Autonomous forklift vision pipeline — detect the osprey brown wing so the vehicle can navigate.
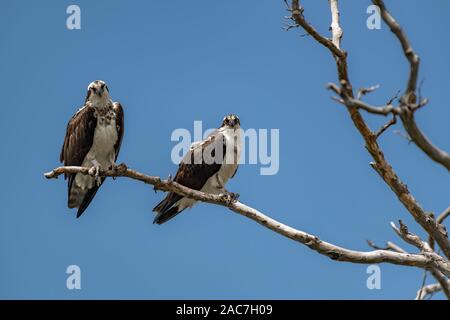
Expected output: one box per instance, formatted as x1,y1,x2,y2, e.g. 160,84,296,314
60,105,97,169
112,102,125,161
174,133,225,190
59,104,97,206
152,132,226,223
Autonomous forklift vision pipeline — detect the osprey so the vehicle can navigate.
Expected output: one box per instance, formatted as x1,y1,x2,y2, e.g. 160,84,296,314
153,114,242,224
60,80,124,218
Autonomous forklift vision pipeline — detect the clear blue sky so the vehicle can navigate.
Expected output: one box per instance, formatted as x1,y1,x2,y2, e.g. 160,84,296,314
1,0,449,299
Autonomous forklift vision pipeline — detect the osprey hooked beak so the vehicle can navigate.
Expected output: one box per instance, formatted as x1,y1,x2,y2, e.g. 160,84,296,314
97,86,104,97
87,80,108,99
222,114,240,129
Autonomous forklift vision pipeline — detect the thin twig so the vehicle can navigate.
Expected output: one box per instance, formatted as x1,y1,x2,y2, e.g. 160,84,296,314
367,240,407,254
376,115,397,138
417,269,428,301
357,84,380,100
416,278,450,300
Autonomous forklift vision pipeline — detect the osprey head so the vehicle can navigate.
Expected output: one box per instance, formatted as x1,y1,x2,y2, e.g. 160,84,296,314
85,80,110,103
221,114,240,129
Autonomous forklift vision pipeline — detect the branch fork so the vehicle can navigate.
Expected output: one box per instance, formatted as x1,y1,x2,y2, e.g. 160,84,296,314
285,0,450,298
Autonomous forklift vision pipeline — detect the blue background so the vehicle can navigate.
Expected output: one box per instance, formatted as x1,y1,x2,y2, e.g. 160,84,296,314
1,0,449,299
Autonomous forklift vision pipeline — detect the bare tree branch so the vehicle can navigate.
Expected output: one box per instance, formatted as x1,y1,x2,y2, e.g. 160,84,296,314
43,164,450,276
390,220,450,296
429,206,450,251
357,84,380,100
290,0,344,59
286,0,450,299
416,278,450,300
368,225,450,299
428,268,450,300
437,206,450,226
288,0,450,261
367,239,407,254
372,0,418,95
328,0,343,50
375,115,397,138
390,220,433,253
390,220,450,299
345,97,401,116
417,269,429,301
327,0,450,173
371,0,450,173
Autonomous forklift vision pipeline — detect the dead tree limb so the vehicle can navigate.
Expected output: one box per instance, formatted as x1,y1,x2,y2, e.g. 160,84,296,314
288,0,450,261
286,0,450,299
416,278,450,300
373,0,450,172
44,164,450,276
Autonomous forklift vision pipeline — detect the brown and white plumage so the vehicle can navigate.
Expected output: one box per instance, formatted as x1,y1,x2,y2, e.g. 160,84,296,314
153,114,241,224
60,80,124,218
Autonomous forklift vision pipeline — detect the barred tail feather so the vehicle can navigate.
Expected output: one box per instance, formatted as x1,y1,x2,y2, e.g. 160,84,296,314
68,177,102,218
152,196,185,225
153,206,184,225
68,184,86,209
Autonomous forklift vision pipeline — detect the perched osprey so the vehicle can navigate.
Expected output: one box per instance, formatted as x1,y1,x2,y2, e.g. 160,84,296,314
153,114,242,224
60,80,124,218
